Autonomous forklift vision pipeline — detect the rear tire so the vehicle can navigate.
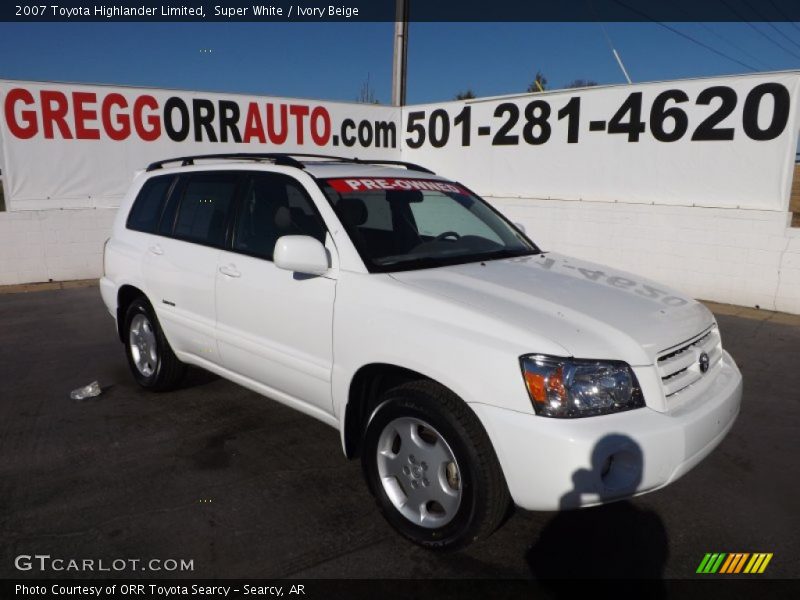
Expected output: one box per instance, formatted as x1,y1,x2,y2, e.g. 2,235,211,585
123,297,186,391
361,380,510,550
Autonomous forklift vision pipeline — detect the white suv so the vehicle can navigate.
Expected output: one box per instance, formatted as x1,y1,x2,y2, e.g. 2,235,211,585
100,153,742,549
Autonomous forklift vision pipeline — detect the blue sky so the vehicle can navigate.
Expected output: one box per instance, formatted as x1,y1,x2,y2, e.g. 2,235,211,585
1,22,799,103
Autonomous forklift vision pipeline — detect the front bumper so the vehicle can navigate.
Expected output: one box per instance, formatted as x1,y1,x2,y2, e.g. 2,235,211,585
471,350,742,511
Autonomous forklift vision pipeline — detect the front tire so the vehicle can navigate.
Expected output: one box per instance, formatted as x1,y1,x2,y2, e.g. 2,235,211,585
123,297,186,391
361,380,510,550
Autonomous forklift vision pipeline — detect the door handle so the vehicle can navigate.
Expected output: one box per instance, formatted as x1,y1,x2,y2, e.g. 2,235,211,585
148,244,164,255
219,264,241,278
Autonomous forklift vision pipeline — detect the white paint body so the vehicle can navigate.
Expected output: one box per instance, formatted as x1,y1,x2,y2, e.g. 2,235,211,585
100,160,742,511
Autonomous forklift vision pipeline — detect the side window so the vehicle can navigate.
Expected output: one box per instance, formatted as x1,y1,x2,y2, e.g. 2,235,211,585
126,175,174,233
233,173,326,260
172,172,239,247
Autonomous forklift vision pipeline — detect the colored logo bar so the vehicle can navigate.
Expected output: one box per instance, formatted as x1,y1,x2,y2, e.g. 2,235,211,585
696,553,773,574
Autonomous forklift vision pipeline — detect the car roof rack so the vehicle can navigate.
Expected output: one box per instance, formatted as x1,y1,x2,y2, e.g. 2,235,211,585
281,154,436,175
356,159,435,175
146,153,306,172
145,152,435,175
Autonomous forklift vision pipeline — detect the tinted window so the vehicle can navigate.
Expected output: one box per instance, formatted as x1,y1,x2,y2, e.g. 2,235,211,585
360,194,393,231
173,173,239,247
157,181,181,236
233,173,326,260
126,175,174,233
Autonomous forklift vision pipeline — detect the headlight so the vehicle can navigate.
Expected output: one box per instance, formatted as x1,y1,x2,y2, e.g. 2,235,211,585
520,355,644,418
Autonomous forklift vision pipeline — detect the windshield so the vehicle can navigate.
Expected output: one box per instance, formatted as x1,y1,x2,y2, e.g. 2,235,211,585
320,177,539,272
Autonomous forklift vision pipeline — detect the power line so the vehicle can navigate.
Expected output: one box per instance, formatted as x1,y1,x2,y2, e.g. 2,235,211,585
740,0,800,53
669,1,771,69
611,0,758,72
694,22,771,70
743,22,800,61
765,0,800,37
721,0,800,61
764,22,800,53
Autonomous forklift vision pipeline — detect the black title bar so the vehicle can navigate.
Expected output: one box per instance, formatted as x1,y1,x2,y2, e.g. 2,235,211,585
4,579,800,600
4,0,800,22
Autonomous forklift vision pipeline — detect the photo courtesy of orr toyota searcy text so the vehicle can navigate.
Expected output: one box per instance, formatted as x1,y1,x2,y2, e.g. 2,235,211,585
14,584,294,597
2,86,397,147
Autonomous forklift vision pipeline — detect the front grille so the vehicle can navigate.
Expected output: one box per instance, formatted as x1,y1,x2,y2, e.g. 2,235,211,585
657,327,722,397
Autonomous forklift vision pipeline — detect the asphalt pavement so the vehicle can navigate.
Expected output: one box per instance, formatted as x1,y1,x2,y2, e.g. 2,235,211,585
0,286,798,579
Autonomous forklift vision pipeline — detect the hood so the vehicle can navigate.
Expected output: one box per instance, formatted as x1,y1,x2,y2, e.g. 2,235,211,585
389,252,714,366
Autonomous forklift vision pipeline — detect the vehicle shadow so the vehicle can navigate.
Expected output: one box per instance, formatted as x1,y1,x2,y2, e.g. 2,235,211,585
526,434,668,592
182,365,220,389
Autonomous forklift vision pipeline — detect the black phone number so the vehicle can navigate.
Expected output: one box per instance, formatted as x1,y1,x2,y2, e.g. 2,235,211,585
405,83,791,148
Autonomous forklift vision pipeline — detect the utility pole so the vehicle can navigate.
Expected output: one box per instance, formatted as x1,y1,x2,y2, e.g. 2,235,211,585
391,0,409,106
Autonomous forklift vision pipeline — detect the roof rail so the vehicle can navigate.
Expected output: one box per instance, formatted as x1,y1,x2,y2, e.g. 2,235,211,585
146,153,306,172
353,159,435,174
280,154,436,174
145,152,435,175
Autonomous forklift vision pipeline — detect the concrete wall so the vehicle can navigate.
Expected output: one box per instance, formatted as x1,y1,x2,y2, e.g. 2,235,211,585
489,196,800,314
0,207,116,285
1,199,799,316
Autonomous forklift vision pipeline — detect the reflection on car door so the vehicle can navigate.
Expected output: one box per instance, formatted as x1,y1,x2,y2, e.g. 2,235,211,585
215,172,336,416
143,171,241,363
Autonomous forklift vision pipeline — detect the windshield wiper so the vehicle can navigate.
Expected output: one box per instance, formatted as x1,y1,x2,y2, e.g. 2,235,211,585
475,248,540,261
376,248,539,272
376,255,449,268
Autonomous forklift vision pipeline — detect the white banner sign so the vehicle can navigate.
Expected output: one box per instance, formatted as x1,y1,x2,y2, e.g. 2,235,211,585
402,72,800,212
1,72,799,212
0,80,399,210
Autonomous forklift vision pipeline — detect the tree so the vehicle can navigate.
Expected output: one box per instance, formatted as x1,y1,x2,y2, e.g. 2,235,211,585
356,74,379,104
527,70,548,93
565,79,599,89
455,89,476,100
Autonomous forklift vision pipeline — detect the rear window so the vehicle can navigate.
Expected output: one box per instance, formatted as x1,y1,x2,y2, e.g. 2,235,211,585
172,172,240,247
126,175,174,233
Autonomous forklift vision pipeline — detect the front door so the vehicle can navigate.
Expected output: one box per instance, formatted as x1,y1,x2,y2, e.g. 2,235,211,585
215,172,336,415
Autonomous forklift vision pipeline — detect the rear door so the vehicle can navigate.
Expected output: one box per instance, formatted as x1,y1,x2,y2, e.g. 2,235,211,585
143,170,242,363
215,172,336,414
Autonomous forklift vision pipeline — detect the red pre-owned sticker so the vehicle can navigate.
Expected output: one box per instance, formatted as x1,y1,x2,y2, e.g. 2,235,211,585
326,178,467,194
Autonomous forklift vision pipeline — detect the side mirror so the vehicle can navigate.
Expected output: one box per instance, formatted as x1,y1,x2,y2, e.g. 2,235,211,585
274,235,329,276
514,222,526,234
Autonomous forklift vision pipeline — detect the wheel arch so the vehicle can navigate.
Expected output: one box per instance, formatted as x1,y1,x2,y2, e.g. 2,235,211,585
116,284,147,342
343,362,463,459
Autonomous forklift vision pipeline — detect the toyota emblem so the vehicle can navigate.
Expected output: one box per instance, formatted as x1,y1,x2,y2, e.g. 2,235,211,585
699,352,710,373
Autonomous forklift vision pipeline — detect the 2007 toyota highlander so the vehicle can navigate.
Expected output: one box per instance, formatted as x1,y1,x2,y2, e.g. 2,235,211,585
100,153,742,549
